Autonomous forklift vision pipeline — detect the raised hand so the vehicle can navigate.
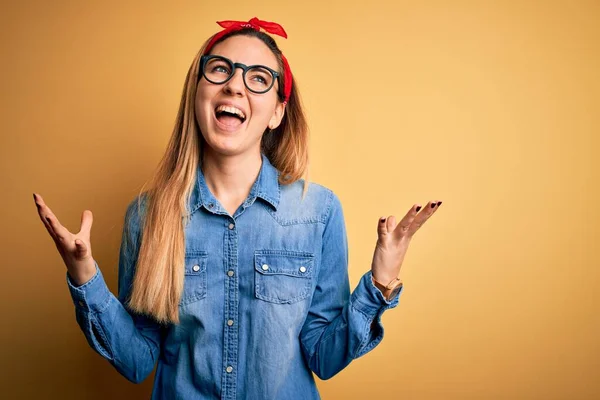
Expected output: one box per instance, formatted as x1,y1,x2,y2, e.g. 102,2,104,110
370,200,442,291
33,193,97,286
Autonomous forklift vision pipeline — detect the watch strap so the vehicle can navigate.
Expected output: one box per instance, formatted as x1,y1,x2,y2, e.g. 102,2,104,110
372,275,403,301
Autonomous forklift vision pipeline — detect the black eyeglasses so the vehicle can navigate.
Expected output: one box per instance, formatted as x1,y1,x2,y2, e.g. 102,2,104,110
199,54,281,95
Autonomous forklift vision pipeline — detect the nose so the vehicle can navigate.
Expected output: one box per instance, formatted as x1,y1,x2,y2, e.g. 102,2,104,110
223,67,245,97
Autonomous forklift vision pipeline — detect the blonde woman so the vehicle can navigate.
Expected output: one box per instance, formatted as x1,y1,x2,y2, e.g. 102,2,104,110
33,17,442,400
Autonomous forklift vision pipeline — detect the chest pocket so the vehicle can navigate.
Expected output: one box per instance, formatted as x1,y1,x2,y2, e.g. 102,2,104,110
181,251,208,306
254,250,315,304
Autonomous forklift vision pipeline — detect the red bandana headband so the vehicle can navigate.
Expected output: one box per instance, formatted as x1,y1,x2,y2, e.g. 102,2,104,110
204,17,293,104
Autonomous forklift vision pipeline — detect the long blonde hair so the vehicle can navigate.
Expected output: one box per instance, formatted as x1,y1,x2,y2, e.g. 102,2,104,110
124,29,310,324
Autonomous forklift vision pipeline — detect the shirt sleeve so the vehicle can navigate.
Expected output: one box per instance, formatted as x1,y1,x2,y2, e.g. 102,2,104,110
66,197,163,383
299,189,403,380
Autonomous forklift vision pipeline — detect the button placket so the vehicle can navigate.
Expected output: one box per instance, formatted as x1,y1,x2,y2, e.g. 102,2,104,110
222,217,239,398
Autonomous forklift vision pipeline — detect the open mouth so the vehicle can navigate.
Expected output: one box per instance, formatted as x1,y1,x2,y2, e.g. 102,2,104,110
214,105,247,130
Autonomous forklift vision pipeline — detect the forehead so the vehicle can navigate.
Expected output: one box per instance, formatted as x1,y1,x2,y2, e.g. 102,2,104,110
209,35,280,70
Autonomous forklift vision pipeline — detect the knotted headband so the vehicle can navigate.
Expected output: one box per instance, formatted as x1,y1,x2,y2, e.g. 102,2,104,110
204,17,293,104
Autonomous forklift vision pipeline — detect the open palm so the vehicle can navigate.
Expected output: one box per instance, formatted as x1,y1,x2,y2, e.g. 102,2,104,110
33,193,97,285
371,200,442,285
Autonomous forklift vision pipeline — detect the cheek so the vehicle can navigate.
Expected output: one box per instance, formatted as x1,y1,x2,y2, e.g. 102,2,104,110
249,97,277,125
195,86,213,125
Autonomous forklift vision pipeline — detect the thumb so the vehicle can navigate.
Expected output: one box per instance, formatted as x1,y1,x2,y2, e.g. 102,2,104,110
79,209,93,236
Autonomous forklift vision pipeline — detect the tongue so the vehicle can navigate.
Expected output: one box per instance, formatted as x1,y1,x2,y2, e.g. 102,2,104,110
217,114,243,127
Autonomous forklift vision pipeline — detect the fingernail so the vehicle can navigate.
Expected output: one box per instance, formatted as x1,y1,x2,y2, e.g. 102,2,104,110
431,202,437,208
416,206,422,212
380,217,386,222
437,201,442,206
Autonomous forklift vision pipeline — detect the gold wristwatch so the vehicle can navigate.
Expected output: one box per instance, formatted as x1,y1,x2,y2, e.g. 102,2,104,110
371,275,403,301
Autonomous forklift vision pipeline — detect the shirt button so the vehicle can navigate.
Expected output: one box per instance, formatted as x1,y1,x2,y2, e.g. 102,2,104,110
299,266,307,273
261,264,269,271
208,203,214,208
78,300,84,307
192,265,200,272
228,223,235,230
226,366,233,373
227,319,234,326
227,270,234,277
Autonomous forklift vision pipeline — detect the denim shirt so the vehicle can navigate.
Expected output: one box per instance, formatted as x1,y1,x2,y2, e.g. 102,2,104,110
66,152,403,399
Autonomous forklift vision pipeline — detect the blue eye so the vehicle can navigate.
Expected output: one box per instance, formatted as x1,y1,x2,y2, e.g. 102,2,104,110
247,68,271,87
212,65,230,74
250,75,267,85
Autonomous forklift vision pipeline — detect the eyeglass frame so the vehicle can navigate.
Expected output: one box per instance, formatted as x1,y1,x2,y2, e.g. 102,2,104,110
199,54,282,96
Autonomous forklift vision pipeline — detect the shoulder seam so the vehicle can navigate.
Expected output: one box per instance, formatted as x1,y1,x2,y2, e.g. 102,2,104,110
322,188,335,225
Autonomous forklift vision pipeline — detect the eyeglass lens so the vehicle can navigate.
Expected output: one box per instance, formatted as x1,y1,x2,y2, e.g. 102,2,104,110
203,57,274,93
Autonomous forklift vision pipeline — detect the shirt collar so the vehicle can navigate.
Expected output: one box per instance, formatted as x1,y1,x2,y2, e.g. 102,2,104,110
187,152,280,215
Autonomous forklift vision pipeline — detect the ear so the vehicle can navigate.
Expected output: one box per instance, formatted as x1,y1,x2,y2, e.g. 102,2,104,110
268,101,286,130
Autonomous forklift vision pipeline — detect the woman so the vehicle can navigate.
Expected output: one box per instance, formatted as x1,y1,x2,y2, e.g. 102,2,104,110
33,17,442,399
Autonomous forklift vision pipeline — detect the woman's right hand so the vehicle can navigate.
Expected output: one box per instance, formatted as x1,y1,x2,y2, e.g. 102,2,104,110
33,193,97,286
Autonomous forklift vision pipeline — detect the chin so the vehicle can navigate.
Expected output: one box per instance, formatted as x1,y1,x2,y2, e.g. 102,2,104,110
203,133,247,155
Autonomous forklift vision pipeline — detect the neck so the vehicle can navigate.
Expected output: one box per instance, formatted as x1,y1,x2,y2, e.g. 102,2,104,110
200,147,262,205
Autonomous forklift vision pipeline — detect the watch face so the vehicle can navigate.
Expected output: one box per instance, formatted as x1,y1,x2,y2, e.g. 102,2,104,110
390,285,402,298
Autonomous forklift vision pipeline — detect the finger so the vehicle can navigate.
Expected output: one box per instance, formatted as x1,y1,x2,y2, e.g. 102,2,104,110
386,215,397,233
408,200,440,235
377,216,388,235
35,194,72,243
34,193,59,241
78,210,93,237
392,204,421,238
45,214,70,244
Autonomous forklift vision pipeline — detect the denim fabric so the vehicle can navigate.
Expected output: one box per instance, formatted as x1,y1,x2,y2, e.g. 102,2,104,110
66,152,403,399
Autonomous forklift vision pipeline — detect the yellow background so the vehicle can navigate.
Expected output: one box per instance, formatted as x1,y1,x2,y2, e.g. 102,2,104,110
2,0,598,398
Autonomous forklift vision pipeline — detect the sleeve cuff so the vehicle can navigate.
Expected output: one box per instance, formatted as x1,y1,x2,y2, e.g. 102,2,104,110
350,270,402,318
66,261,111,313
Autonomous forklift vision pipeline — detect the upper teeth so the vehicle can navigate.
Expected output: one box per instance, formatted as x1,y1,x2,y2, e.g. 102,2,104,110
216,105,246,120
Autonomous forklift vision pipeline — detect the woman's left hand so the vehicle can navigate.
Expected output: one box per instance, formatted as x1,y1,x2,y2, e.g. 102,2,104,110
370,200,442,286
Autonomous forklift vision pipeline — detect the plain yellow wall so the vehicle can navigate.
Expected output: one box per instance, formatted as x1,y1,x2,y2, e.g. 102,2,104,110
2,0,598,399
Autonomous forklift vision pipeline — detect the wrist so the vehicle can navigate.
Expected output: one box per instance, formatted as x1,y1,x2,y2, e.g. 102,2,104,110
68,260,97,286
370,275,390,298
371,273,403,301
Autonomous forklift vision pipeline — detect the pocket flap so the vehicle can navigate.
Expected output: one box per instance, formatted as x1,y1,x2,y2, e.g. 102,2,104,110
185,251,208,275
254,250,314,277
